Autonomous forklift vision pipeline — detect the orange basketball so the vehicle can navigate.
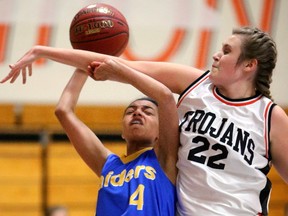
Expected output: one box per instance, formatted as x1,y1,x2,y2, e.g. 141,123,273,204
69,3,129,56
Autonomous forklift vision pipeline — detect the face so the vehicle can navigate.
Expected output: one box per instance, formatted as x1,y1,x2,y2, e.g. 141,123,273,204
122,99,159,144
210,34,245,87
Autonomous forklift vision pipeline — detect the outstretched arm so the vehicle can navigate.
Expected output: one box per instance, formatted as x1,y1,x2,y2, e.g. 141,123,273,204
1,45,203,94
0,46,112,84
94,59,179,184
55,69,112,177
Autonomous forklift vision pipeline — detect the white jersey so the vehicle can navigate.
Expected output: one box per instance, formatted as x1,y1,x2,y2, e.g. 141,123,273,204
176,71,275,216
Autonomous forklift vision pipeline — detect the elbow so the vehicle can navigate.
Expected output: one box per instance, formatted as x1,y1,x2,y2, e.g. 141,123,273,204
160,87,175,103
55,103,71,121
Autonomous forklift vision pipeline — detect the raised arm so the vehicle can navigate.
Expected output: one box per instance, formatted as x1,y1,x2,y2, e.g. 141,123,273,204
94,59,179,184
55,69,112,177
1,45,203,94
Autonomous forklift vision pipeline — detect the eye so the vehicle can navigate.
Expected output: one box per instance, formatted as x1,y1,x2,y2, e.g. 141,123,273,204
222,44,231,55
144,111,153,115
223,48,230,55
143,108,155,116
125,108,134,115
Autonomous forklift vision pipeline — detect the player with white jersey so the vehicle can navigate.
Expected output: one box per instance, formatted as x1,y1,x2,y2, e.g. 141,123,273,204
177,71,274,215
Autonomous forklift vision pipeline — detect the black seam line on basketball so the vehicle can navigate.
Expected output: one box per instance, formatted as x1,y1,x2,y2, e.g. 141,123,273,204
71,17,129,28
70,33,129,43
72,39,128,56
72,16,126,23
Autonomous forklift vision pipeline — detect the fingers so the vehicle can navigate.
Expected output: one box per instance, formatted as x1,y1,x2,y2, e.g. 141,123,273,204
87,65,96,80
87,65,93,76
88,62,102,80
22,67,27,84
0,76,10,83
0,70,16,83
28,64,32,77
10,70,21,83
1,63,33,84
5,69,21,84
90,61,100,68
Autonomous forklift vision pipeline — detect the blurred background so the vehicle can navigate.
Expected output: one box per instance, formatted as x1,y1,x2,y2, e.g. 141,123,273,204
0,0,287,215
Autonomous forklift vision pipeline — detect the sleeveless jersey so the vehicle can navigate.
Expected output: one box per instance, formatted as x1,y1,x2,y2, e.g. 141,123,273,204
176,71,275,216
95,147,176,216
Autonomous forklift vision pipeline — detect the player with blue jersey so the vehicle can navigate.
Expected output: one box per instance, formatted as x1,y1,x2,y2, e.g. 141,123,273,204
89,59,178,215
3,57,178,215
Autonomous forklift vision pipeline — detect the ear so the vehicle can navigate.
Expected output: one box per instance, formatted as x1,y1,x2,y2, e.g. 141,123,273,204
244,59,258,72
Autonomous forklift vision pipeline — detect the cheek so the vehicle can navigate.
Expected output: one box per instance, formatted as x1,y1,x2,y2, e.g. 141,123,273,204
220,58,237,73
121,119,129,131
151,122,159,136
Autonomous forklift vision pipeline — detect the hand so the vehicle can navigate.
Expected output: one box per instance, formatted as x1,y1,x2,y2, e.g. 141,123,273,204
0,47,39,84
88,59,128,83
87,61,101,80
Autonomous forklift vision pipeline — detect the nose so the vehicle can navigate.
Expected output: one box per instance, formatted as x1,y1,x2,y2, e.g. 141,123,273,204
133,109,142,116
212,51,221,61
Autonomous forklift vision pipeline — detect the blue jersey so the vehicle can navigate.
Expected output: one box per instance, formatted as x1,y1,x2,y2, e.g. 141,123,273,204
95,148,176,216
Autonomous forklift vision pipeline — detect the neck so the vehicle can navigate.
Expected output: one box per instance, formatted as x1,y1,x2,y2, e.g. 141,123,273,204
216,84,256,99
126,140,154,156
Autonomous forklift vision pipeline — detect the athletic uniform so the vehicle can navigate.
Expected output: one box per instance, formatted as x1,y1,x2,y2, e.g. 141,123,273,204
176,71,275,216
95,147,176,216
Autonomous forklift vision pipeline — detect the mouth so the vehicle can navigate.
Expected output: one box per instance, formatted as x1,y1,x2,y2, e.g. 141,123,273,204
130,118,143,125
211,65,219,72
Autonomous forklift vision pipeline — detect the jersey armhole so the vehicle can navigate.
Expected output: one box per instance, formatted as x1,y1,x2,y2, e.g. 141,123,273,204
267,103,276,161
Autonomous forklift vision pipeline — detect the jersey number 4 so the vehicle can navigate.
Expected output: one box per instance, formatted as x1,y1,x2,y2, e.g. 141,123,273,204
129,184,145,210
188,136,228,169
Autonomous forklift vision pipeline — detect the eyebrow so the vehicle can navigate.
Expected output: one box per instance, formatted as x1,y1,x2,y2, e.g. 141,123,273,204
124,105,155,112
222,43,232,49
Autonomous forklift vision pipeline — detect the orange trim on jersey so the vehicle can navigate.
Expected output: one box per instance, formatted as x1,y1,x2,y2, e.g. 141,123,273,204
0,23,9,63
263,101,273,158
123,28,186,61
212,86,263,106
35,24,52,65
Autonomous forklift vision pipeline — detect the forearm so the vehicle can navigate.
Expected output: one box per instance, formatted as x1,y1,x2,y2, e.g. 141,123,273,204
55,69,88,115
34,45,114,71
117,61,174,104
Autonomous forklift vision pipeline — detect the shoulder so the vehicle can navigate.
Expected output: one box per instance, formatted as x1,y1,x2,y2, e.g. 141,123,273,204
173,66,205,93
270,105,288,140
271,105,288,128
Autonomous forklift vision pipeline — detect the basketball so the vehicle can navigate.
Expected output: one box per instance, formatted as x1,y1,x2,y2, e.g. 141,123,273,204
69,3,129,56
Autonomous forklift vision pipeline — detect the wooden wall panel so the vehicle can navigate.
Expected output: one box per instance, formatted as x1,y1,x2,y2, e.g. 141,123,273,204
0,143,43,216
0,104,16,129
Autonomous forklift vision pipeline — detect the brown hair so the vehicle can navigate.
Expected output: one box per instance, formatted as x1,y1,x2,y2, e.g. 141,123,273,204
233,26,277,99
